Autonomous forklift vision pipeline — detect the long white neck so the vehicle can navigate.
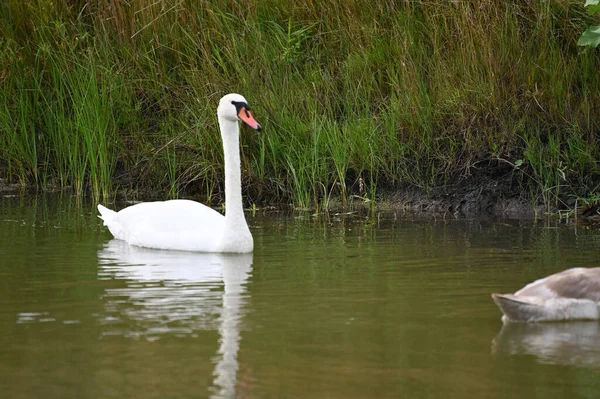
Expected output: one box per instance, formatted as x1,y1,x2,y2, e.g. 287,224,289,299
218,116,247,227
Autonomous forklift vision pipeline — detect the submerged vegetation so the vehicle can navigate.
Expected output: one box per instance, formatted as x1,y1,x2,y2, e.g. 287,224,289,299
1,1,600,212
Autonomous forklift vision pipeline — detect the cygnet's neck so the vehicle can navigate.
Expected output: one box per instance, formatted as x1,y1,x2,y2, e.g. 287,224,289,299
218,115,247,226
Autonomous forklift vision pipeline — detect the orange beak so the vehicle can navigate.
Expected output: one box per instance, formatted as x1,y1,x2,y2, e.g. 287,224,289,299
238,107,262,131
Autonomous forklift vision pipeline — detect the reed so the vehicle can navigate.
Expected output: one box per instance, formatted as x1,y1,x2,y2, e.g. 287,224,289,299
0,0,599,209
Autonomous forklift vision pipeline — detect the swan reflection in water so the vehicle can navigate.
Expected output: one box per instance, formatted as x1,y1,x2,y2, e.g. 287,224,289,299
492,322,600,367
98,240,252,398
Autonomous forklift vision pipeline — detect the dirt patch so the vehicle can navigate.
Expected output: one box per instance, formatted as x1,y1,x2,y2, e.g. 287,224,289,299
0,179,21,193
386,184,544,219
380,161,547,219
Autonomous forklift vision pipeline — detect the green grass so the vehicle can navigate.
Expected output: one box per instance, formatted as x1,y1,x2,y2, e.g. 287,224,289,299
1,0,600,210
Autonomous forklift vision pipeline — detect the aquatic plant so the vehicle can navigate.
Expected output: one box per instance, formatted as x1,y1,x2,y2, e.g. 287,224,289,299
0,1,599,209
578,0,600,47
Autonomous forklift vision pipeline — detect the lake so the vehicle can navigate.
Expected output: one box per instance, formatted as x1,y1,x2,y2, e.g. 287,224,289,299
1,195,600,398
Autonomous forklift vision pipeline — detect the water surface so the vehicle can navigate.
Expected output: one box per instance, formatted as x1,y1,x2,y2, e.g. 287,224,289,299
1,195,600,398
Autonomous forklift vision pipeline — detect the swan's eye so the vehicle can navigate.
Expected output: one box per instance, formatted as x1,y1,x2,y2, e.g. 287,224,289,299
231,100,250,113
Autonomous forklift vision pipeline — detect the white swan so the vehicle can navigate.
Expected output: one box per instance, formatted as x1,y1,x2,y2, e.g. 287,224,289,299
97,93,262,253
492,267,600,322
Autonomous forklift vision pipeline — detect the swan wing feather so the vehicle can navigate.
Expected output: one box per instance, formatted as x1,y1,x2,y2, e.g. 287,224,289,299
108,200,225,251
516,267,600,301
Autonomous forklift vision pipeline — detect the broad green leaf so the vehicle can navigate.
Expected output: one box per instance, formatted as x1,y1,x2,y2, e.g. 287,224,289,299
578,26,600,47
585,0,600,6
588,4,600,15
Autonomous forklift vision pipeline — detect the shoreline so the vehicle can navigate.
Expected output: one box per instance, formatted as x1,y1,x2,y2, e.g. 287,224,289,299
2,176,592,222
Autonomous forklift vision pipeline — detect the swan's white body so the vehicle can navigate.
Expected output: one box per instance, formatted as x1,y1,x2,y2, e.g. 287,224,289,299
492,267,600,323
97,93,261,253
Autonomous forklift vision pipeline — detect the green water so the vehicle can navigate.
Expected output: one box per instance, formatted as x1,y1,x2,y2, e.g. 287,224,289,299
1,195,600,398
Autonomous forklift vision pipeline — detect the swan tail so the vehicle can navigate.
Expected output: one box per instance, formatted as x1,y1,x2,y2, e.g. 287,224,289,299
97,204,126,240
97,204,116,223
491,293,547,323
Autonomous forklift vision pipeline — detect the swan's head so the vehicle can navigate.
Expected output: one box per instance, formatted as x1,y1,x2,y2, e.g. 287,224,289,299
217,93,262,131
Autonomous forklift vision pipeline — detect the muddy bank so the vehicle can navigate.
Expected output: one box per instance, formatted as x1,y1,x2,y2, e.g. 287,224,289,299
0,179,22,193
0,172,559,219
380,161,549,219
385,183,544,220
380,161,599,222
2,163,596,222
